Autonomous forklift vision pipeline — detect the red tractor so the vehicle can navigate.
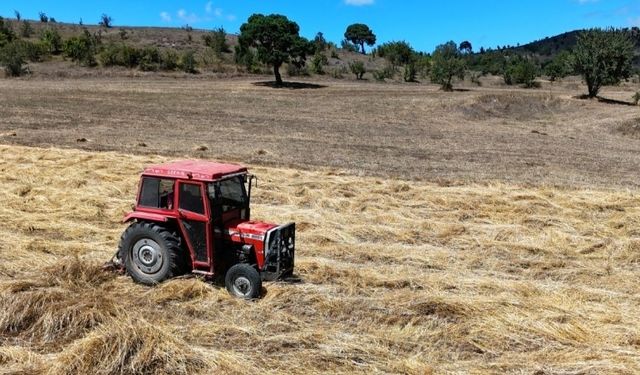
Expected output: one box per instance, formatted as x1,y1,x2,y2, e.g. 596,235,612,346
111,160,295,299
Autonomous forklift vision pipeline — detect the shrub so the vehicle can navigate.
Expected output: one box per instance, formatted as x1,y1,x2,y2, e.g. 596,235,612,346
470,72,482,86
404,63,417,82
15,40,48,62
202,27,230,57
331,67,346,79
38,12,48,23
310,53,328,74
40,28,62,54
234,45,259,73
139,47,160,71
0,42,27,76
98,43,139,68
63,30,97,66
286,63,309,77
160,50,179,71
633,91,640,106
376,41,415,67
373,65,396,82
0,17,16,47
545,51,574,82
180,50,197,73
330,49,339,59
20,21,33,38
340,39,359,53
504,57,538,88
349,61,365,79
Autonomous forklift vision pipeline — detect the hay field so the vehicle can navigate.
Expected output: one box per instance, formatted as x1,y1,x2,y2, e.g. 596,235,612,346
0,144,639,374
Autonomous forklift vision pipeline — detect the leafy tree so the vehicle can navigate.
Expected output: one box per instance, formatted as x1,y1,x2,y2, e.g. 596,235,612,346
459,40,473,54
63,29,97,66
404,63,417,82
234,44,259,73
573,28,634,98
349,61,365,79
544,50,574,82
202,27,230,57
40,28,62,54
99,14,113,28
430,41,466,91
344,23,376,54
376,41,414,67
313,32,328,51
20,20,33,38
239,13,314,85
38,12,48,23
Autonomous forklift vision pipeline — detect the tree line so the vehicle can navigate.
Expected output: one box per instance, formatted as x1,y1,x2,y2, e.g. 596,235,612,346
0,12,638,99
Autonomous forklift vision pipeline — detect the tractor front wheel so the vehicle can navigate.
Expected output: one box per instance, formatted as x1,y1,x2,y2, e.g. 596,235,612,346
225,264,262,299
119,222,184,285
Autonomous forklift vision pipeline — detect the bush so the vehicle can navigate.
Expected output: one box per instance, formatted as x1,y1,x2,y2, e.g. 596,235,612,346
38,12,48,23
0,17,16,47
470,72,482,86
40,28,62,54
376,41,414,67
99,14,113,28
373,65,396,82
331,66,346,79
63,30,97,66
98,44,140,68
310,53,328,74
160,50,179,71
403,63,417,82
180,50,197,73
287,63,309,77
633,91,640,106
504,57,538,88
15,40,48,62
349,61,365,79
202,27,230,58
330,49,339,59
234,45,259,73
20,21,33,38
340,39,359,53
139,47,161,71
545,51,574,82
0,42,27,76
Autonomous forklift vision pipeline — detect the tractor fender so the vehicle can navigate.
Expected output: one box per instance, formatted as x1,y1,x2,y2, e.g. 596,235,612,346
122,212,169,224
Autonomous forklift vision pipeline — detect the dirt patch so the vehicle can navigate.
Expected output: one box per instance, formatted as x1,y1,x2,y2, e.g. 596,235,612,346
462,94,568,121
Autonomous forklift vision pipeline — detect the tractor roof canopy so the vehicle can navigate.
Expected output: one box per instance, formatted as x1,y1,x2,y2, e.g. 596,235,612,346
143,160,248,182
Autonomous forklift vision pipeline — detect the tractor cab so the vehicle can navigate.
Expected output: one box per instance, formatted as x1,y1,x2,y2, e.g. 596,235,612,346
114,160,295,299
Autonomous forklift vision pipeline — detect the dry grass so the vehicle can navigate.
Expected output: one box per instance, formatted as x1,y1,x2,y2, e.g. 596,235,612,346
0,144,639,373
2,77,640,188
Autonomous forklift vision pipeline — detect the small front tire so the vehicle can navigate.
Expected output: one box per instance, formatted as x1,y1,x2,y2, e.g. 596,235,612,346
225,264,262,299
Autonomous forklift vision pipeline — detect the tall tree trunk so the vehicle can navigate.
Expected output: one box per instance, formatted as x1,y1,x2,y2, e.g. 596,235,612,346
273,63,283,86
360,42,366,54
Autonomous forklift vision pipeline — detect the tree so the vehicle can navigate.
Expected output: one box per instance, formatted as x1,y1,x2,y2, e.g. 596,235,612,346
0,17,16,47
14,10,21,21
38,12,48,23
349,61,365,79
202,27,230,57
504,57,538,88
344,23,376,54
99,14,113,28
313,32,328,51
239,13,314,85
0,42,27,76
459,40,473,54
376,41,414,67
63,29,97,66
573,28,634,98
430,41,466,91
310,53,328,74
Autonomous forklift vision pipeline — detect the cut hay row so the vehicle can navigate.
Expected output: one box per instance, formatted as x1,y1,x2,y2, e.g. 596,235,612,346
0,145,639,374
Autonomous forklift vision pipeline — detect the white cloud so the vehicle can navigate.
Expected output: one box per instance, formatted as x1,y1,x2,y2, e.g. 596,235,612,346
160,11,172,22
177,9,199,23
205,1,213,14
345,0,375,5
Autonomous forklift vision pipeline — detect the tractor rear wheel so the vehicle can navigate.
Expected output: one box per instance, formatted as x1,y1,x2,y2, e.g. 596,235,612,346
225,264,262,299
119,222,184,285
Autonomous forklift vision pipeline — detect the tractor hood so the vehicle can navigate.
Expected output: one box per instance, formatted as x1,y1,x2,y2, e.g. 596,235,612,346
224,220,278,242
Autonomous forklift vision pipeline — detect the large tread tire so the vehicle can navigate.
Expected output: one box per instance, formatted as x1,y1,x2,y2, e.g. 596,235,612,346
118,222,185,285
225,264,262,299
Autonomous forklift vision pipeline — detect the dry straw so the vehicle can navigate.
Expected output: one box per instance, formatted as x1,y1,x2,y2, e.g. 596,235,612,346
0,145,639,374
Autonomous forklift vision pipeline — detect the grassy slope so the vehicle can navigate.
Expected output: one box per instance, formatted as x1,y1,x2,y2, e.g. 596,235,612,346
0,145,639,374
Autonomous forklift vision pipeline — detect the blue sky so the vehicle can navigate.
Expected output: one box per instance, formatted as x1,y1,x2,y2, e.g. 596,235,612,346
2,1,639,52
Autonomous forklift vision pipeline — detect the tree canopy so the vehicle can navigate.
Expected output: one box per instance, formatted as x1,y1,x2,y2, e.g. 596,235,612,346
239,13,314,85
430,41,466,91
344,23,376,54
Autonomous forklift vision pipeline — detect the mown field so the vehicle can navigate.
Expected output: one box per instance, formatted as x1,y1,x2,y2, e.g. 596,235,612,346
0,145,639,374
1,77,640,187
